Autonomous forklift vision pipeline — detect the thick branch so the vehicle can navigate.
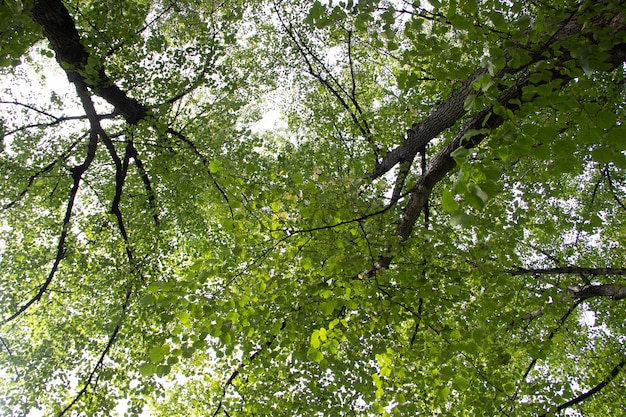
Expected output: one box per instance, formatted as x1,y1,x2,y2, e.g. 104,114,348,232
360,18,626,278
568,284,626,301
30,0,148,124
370,7,626,180
517,283,626,324
370,65,488,180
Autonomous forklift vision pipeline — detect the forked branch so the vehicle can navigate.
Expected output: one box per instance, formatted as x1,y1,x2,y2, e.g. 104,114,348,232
2,131,98,324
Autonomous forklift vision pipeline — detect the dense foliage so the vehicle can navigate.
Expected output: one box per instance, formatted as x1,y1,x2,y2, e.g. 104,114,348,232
1,0,625,415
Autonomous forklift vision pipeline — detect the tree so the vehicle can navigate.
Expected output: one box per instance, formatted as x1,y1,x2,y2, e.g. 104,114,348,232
1,0,625,415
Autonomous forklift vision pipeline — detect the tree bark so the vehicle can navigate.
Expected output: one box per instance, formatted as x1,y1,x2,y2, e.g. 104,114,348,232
370,7,626,181
30,0,148,124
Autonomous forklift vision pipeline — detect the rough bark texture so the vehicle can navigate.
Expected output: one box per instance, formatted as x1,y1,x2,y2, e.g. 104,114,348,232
360,8,626,279
569,284,626,300
370,8,626,181
30,0,149,124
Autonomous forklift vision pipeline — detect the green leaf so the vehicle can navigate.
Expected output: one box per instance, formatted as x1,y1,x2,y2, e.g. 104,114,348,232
591,146,615,163
5,2,626,415
140,293,155,306
311,330,321,348
138,363,156,377
149,346,165,364
156,364,171,377
596,111,617,129
470,184,489,204
606,126,626,149
463,94,477,111
450,211,471,227
307,348,324,363
437,386,450,399
451,147,470,159
209,160,221,173
442,189,460,212
452,376,470,391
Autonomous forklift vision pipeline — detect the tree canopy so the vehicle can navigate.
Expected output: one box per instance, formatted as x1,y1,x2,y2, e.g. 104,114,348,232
1,0,626,415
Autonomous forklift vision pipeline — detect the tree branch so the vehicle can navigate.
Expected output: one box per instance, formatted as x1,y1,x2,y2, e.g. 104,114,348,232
602,166,626,212
360,15,626,278
510,267,626,277
0,100,118,136
369,6,626,180
275,8,372,143
165,127,234,218
2,136,83,210
2,130,98,324
30,0,148,124
538,357,626,417
58,286,135,417
505,299,583,414
212,320,288,417
127,141,160,227
568,284,626,301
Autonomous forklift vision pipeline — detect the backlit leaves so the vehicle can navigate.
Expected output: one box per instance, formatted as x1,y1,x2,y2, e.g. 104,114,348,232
1,0,626,416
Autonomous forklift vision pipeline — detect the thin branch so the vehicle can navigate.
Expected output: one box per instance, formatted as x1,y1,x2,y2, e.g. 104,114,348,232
342,30,372,134
358,220,376,266
275,203,395,236
128,141,160,226
537,357,626,417
589,171,603,208
275,8,371,141
4,114,116,136
2,130,98,324
347,30,357,108
390,160,412,204
0,100,58,119
58,286,134,417
510,267,626,277
3,135,83,210
105,0,179,57
506,300,583,414
0,336,20,379
602,166,626,212
211,403,223,417
212,320,288,417
409,298,423,346
165,127,233,218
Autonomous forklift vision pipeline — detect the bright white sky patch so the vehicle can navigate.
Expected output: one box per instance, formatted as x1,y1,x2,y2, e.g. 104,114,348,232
251,108,285,132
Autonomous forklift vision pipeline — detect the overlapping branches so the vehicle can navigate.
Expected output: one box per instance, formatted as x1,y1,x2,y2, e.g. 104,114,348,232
275,6,377,154
358,6,626,278
0,0,166,411
2,128,98,324
2,0,625,415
